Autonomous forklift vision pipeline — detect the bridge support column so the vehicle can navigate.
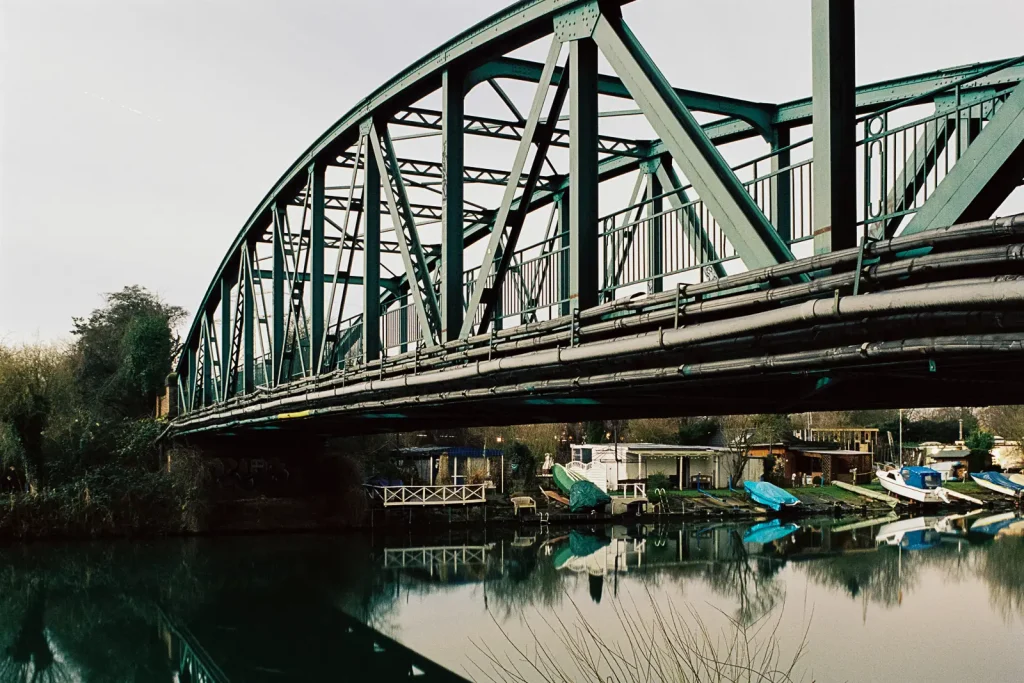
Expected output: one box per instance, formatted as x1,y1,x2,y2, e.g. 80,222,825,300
188,340,199,410
272,204,286,384
219,276,231,397
243,246,255,394
362,127,381,363
770,126,792,243
643,158,663,293
399,293,409,354
558,191,571,316
440,69,465,342
568,37,599,312
811,0,857,254
310,160,326,373
203,310,215,406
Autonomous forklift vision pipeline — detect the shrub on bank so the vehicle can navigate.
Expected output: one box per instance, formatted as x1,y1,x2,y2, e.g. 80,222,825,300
0,446,208,539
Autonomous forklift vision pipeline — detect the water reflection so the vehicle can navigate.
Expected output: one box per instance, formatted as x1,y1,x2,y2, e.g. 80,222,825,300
1,515,1022,682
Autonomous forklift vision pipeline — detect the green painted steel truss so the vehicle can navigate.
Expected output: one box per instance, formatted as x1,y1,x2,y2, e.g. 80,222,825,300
172,0,1024,424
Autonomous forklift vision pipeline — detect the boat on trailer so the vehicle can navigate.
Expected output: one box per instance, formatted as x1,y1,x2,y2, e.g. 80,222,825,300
970,471,1024,499
875,466,950,504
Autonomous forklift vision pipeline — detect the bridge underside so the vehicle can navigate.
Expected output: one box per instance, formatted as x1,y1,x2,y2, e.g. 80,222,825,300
168,0,1024,441
191,355,1022,441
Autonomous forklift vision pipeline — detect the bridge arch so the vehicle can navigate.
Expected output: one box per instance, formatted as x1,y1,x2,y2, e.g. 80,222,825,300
170,0,1024,437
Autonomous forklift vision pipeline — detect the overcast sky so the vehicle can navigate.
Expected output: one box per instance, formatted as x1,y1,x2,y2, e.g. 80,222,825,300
2,0,1022,343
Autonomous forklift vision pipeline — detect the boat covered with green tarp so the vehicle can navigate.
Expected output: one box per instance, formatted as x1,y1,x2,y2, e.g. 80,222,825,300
569,480,611,513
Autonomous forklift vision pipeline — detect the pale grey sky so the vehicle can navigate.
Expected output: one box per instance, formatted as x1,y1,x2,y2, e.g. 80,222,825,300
2,0,1022,342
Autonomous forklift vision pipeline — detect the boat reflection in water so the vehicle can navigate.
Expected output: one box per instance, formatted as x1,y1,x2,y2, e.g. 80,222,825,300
1,515,1022,683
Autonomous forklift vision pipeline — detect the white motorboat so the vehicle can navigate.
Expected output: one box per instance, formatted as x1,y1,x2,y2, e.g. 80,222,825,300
876,467,950,504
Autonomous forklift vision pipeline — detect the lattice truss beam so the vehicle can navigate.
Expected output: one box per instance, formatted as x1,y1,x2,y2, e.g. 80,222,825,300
176,0,1024,412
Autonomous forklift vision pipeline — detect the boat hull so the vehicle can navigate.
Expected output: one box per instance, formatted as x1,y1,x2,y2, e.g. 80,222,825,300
875,471,947,503
551,464,577,496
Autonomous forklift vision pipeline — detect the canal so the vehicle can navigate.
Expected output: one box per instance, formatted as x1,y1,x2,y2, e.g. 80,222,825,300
1,514,1021,682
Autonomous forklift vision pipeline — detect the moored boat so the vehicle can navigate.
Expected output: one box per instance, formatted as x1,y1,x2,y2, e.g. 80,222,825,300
970,471,1024,498
876,466,950,503
743,480,801,512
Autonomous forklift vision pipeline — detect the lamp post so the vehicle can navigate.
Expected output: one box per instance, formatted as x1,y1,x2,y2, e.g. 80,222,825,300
497,435,504,494
898,409,903,467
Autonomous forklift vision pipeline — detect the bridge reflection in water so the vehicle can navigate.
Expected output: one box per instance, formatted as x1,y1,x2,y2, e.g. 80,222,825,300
2,518,1021,682
157,598,468,683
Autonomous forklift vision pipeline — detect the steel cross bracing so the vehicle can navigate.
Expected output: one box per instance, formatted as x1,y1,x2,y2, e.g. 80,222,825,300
170,0,1024,432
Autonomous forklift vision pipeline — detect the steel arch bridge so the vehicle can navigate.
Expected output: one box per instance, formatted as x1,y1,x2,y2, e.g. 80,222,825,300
167,0,1024,439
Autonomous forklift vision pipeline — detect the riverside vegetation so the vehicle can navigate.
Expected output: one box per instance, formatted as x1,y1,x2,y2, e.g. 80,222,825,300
0,286,206,539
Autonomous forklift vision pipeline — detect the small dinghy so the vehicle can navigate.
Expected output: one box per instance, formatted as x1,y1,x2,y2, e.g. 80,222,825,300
971,471,1024,498
743,480,801,512
876,466,950,504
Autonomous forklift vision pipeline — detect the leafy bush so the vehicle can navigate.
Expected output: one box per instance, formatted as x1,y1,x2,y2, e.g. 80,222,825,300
646,473,671,492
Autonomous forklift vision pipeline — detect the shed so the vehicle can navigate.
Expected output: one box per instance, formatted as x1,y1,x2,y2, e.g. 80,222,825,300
392,446,503,485
570,443,757,490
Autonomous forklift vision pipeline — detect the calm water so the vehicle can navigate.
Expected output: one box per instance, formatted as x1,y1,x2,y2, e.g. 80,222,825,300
2,513,1022,682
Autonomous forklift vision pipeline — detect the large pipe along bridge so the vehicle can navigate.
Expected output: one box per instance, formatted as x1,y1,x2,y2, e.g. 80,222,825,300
167,0,1024,439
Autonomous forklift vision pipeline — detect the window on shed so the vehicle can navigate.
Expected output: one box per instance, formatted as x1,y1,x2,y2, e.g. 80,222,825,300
581,448,593,464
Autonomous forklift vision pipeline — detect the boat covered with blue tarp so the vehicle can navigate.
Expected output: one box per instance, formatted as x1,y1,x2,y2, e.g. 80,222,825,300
970,471,1024,498
743,481,801,512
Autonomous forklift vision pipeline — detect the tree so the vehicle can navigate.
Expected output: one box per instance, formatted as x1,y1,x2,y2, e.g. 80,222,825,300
982,405,1024,446
0,344,75,491
71,286,185,419
966,429,996,471
678,417,719,445
966,430,996,453
720,414,793,485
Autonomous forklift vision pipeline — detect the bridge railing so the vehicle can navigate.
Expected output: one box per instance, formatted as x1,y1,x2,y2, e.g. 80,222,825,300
463,234,570,329
861,57,1024,235
381,299,421,356
366,484,487,507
